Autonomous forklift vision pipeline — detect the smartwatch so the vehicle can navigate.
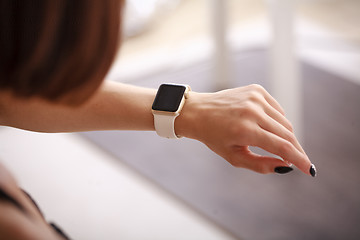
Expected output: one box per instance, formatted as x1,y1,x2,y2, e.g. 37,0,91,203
152,83,191,139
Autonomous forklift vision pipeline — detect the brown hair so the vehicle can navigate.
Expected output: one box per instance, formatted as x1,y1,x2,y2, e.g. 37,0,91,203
0,0,123,104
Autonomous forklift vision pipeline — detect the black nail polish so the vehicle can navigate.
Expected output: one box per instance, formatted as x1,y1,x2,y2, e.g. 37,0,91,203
274,166,293,174
309,164,317,177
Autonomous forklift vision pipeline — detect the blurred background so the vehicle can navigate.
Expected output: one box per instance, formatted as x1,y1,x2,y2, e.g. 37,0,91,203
1,0,360,239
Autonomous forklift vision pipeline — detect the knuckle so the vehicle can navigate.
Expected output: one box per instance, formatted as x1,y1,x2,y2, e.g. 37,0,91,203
278,142,293,156
247,91,262,103
241,101,257,116
287,132,297,145
245,104,261,119
282,129,293,141
241,104,253,115
243,99,253,109
249,84,265,92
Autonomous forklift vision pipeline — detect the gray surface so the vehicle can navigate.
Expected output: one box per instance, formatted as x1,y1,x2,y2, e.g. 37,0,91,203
81,49,360,240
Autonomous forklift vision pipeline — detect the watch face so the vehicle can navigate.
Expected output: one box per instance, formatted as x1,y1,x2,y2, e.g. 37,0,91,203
152,84,186,112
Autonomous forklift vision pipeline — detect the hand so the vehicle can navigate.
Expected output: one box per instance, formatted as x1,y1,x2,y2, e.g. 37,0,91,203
176,84,314,176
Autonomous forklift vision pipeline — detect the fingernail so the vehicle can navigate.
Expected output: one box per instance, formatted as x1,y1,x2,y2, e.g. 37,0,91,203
274,166,293,174
309,164,317,177
285,161,293,167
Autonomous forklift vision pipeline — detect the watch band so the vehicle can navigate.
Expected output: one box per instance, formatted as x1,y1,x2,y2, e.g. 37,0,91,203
153,113,180,139
152,84,190,139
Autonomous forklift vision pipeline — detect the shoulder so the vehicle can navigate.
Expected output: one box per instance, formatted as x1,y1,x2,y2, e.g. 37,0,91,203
0,162,19,193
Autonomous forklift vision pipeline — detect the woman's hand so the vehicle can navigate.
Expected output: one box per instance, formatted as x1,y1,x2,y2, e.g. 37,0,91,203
176,84,315,176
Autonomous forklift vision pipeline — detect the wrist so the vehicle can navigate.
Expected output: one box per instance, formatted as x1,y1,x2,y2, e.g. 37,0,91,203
174,91,202,139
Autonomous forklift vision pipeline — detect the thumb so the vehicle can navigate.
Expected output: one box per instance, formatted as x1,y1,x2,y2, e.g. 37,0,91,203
229,146,292,174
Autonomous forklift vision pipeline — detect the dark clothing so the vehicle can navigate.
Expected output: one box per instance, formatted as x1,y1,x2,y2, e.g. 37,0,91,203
0,188,70,240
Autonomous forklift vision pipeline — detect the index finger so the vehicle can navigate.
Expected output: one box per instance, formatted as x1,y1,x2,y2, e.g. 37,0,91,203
253,128,313,176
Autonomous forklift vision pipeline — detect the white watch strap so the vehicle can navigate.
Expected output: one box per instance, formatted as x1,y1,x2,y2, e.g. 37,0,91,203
153,113,180,139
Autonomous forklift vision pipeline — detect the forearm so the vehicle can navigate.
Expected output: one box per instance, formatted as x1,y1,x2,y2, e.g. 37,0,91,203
0,82,315,176
0,81,157,133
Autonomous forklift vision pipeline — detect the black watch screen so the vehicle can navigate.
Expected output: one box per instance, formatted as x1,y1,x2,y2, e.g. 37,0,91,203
152,84,186,112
